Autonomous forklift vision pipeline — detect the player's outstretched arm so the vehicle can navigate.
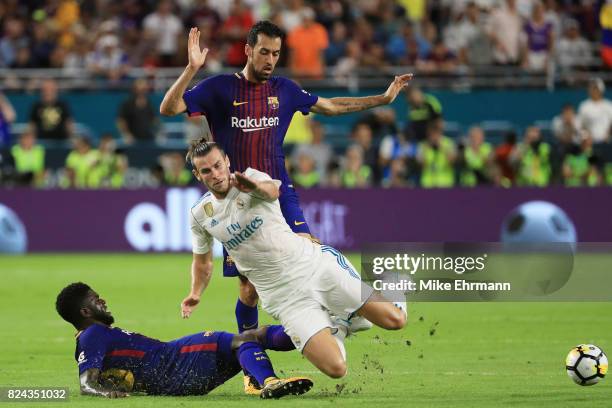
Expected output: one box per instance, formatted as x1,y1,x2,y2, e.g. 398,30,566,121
231,171,280,201
160,27,209,116
310,73,413,116
181,251,213,318
79,369,129,398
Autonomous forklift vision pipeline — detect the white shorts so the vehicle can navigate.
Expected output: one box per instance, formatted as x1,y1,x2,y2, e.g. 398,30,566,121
274,245,374,351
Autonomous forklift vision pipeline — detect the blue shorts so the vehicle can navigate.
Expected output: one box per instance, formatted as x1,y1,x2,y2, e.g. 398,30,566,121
152,331,240,395
223,185,310,277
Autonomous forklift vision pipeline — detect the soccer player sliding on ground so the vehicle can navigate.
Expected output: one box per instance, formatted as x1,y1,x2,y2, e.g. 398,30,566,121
160,21,412,392
55,282,312,399
181,141,407,379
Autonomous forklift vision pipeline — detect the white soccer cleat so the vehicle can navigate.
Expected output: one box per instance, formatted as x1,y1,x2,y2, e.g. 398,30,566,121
393,301,408,319
330,314,372,337
348,315,373,333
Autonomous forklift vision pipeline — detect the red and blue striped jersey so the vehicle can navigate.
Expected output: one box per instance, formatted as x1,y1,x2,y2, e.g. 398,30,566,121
75,324,236,395
183,72,319,189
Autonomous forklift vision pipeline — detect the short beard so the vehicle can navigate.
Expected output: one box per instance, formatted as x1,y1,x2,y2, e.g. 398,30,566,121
98,312,115,326
252,68,271,82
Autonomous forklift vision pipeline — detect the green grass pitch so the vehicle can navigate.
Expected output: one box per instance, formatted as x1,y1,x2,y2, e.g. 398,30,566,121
0,253,610,407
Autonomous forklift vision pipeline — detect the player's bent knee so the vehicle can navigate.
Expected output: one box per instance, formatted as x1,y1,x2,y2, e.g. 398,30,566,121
323,359,347,379
386,308,407,330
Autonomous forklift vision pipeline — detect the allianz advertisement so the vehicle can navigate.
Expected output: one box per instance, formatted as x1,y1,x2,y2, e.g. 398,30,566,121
0,189,351,253
1,187,610,253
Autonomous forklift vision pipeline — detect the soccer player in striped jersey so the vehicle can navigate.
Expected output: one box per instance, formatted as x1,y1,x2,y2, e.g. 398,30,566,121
160,20,411,391
56,282,312,399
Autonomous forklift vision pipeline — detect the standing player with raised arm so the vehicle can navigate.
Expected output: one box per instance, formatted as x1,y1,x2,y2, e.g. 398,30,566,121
160,20,412,391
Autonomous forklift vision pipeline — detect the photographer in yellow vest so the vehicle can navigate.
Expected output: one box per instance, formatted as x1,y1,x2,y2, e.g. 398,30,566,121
417,119,457,188
10,129,46,187
512,126,551,187
460,126,493,187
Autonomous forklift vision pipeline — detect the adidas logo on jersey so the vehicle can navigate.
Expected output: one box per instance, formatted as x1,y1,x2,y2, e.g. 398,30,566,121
210,219,219,227
231,116,279,133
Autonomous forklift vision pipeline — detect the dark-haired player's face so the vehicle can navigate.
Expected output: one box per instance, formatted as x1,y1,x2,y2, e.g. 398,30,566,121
192,148,232,196
246,34,281,81
83,290,114,326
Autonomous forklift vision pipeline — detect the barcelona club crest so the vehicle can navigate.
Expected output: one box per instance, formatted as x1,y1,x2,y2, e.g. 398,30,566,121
204,202,214,217
267,96,279,109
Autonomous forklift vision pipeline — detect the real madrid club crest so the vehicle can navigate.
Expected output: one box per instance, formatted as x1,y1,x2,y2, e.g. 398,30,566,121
267,96,279,109
291,335,301,348
204,202,214,217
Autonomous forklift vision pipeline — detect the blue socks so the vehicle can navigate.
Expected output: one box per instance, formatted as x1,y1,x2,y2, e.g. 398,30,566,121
263,325,296,351
238,342,276,386
235,298,258,333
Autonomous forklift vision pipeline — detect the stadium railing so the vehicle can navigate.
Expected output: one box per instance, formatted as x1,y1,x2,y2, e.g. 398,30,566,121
1,46,611,92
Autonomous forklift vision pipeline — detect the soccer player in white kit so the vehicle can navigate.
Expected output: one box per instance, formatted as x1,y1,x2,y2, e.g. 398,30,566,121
181,139,407,379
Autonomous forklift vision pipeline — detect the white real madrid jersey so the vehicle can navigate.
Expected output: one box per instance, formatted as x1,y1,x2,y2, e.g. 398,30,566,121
189,167,319,306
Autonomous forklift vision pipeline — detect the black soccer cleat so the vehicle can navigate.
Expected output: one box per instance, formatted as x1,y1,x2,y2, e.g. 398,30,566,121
260,377,313,399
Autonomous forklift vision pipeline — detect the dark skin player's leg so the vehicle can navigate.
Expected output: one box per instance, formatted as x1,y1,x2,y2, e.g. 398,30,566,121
231,326,270,349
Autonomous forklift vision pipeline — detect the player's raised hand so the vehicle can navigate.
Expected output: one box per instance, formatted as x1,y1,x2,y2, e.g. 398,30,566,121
181,294,201,318
187,27,208,70
231,171,257,193
383,73,414,104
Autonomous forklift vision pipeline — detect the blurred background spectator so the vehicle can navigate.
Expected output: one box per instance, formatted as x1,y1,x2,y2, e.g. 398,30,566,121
556,19,590,74
160,151,191,186
341,144,371,188
292,151,320,188
143,0,184,66
512,126,551,186
63,136,99,189
220,0,254,67
287,7,328,78
552,103,581,145
577,78,612,143
88,133,128,188
494,131,518,187
10,129,45,187
459,126,493,186
522,1,554,72
291,120,333,182
29,79,73,141
116,79,159,145
488,0,523,66
87,34,130,84
417,119,457,188
404,86,442,142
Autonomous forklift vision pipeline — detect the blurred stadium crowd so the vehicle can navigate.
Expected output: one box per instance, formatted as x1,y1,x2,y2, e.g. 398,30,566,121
1,0,612,189
0,0,609,76
3,77,612,189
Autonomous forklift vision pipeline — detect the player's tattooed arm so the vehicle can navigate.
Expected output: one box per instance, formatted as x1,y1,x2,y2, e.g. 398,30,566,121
231,172,280,201
310,73,413,116
79,369,128,398
182,251,213,318
160,27,209,116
